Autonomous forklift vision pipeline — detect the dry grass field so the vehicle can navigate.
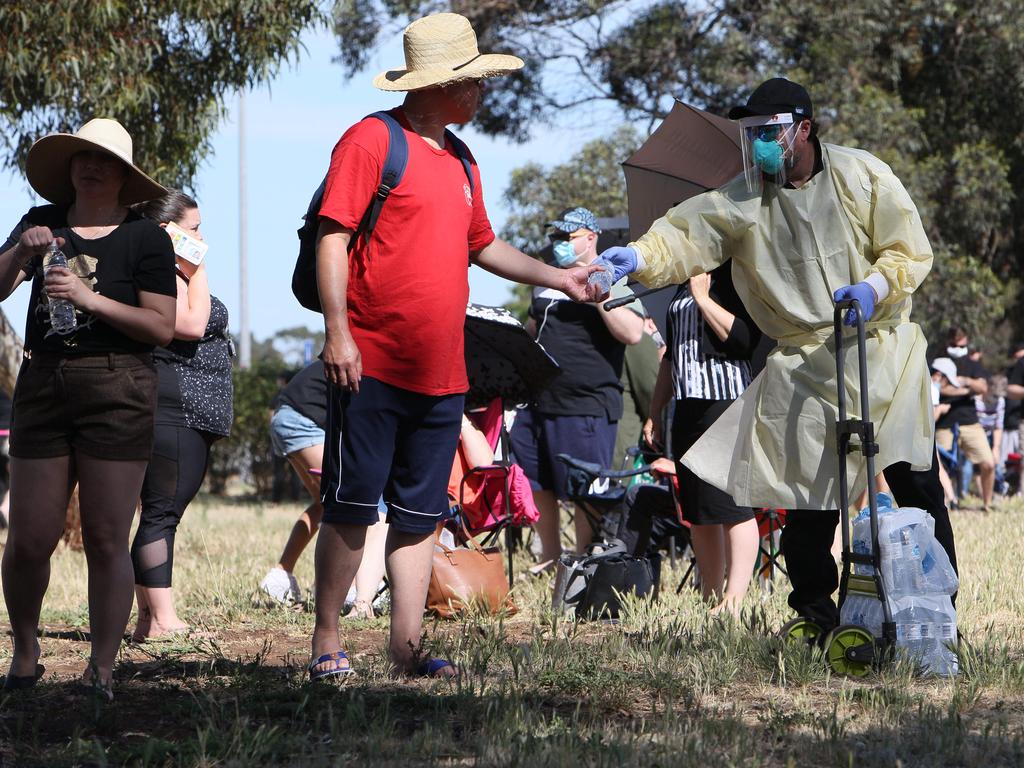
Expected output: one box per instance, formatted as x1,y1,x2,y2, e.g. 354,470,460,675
1,494,1023,766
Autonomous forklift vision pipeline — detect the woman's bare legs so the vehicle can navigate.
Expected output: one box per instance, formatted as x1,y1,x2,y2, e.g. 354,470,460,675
344,517,388,619
712,517,760,617
76,452,149,689
276,444,324,572
689,525,726,602
2,456,75,678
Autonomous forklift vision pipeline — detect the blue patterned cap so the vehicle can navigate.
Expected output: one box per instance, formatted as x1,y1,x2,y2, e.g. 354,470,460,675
549,207,601,234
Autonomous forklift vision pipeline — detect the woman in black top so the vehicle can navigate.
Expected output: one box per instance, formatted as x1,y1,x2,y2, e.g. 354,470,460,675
130,191,233,641
0,119,176,697
643,264,762,617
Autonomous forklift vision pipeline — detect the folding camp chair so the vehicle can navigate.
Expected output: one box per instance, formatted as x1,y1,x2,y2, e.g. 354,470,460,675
450,400,539,588
754,508,787,593
557,453,655,547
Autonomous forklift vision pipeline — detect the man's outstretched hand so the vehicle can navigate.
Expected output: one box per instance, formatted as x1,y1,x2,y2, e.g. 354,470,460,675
559,263,607,302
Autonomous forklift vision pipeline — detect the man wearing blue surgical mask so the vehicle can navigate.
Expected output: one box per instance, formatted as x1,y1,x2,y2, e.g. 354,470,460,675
510,207,645,567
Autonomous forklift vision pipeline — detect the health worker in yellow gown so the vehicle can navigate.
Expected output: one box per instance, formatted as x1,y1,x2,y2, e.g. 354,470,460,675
597,78,957,630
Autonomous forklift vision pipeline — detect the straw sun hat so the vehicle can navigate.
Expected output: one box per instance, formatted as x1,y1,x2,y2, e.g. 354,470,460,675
25,118,166,207
373,13,524,92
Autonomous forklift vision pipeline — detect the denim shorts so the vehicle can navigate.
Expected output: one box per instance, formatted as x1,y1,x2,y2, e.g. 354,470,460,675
270,404,325,458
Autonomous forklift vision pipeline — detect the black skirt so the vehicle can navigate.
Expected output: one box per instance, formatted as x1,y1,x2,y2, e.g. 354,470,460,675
671,398,755,526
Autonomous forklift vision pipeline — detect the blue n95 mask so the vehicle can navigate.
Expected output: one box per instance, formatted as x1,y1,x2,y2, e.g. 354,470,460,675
753,137,785,175
553,240,578,267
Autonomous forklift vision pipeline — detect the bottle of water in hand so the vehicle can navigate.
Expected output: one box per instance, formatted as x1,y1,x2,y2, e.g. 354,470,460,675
45,241,77,335
587,259,614,295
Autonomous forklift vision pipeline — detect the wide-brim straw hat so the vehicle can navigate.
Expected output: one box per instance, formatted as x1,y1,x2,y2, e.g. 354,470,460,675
25,118,166,206
373,13,524,92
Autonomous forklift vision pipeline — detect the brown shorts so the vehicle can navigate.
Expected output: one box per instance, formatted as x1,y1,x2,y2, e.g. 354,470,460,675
10,352,157,461
936,422,994,466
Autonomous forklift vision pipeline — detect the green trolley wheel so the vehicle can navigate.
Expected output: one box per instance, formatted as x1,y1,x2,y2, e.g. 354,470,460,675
825,624,875,677
778,617,824,644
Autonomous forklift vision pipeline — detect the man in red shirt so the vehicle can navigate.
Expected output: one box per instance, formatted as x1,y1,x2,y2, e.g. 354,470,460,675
310,12,603,680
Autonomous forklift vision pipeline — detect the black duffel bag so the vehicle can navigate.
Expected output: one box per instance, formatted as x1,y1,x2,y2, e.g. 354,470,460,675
574,543,658,620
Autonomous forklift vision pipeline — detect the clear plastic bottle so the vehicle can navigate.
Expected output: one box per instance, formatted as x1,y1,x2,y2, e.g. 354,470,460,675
44,241,77,335
889,526,924,597
587,260,614,295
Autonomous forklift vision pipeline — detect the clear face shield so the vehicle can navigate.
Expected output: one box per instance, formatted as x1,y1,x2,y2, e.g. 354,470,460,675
738,113,800,193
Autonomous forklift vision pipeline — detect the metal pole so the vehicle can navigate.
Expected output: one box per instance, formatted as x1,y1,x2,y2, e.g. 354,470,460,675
238,90,252,369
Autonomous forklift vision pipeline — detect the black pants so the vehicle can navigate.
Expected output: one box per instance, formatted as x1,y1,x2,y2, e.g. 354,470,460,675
132,424,213,588
780,448,958,631
611,483,686,557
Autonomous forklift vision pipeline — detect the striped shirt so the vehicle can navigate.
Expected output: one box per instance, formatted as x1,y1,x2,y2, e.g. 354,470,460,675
669,289,751,401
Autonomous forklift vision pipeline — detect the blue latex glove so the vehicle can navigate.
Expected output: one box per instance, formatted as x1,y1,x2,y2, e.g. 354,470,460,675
833,282,877,327
596,246,638,283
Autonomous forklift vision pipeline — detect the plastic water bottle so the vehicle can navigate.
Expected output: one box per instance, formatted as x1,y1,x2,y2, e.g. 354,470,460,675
44,241,77,335
893,599,958,675
587,260,614,295
889,527,923,596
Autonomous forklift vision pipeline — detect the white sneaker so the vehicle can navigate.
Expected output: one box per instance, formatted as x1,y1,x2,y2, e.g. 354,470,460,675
261,567,299,604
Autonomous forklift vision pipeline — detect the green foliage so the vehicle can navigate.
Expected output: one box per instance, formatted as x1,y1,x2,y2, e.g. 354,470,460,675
0,1,324,188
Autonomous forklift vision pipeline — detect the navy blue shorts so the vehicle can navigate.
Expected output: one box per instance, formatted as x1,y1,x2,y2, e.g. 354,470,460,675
320,376,464,535
509,409,617,500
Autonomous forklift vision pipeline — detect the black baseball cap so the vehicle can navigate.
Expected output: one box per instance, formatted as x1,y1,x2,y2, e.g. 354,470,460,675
728,78,813,120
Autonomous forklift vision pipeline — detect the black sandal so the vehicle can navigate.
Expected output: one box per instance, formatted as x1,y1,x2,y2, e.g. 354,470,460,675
2,663,44,691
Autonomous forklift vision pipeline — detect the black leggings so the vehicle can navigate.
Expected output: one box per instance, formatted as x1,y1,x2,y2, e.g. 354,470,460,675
132,424,213,588
780,446,958,631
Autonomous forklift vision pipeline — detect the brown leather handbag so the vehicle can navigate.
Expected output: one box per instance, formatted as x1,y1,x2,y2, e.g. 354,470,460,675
426,533,517,619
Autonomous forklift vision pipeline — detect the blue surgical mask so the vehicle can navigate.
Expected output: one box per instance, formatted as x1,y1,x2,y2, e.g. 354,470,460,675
553,240,578,267
753,137,785,175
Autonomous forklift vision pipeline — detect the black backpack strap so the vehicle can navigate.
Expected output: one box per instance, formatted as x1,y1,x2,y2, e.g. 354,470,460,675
358,111,409,239
444,128,475,195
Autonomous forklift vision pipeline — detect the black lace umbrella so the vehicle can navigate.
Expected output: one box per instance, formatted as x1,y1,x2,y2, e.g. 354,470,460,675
464,303,560,409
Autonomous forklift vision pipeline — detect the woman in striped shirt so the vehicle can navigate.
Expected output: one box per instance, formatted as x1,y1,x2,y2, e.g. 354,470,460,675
643,263,762,616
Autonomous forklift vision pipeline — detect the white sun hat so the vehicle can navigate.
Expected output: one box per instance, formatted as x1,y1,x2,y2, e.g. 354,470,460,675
25,118,166,206
373,13,524,92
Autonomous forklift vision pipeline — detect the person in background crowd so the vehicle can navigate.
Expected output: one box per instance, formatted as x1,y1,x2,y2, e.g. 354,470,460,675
930,358,958,507
130,191,234,641
261,361,388,618
1003,341,1024,485
0,119,176,698
613,310,663,467
976,373,1006,498
643,265,762,616
510,206,644,569
937,326,995,510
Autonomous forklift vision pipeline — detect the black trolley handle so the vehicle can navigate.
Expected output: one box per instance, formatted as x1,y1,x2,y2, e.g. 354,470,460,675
834,299,895,643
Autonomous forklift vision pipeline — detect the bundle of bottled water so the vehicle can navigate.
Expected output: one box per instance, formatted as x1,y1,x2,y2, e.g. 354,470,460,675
840,493,959,676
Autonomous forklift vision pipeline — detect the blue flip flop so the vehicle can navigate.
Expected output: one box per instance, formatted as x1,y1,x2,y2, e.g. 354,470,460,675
308,650,354,681
416,658,456,678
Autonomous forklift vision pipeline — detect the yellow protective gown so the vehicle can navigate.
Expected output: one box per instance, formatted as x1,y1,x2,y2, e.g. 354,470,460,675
632,143,934,511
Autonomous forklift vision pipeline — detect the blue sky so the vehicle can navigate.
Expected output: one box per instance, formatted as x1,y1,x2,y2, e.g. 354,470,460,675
0,28,621,342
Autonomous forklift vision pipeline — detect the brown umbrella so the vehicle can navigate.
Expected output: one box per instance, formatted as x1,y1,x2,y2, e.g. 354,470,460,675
622,101,743,238
618,101,744,336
